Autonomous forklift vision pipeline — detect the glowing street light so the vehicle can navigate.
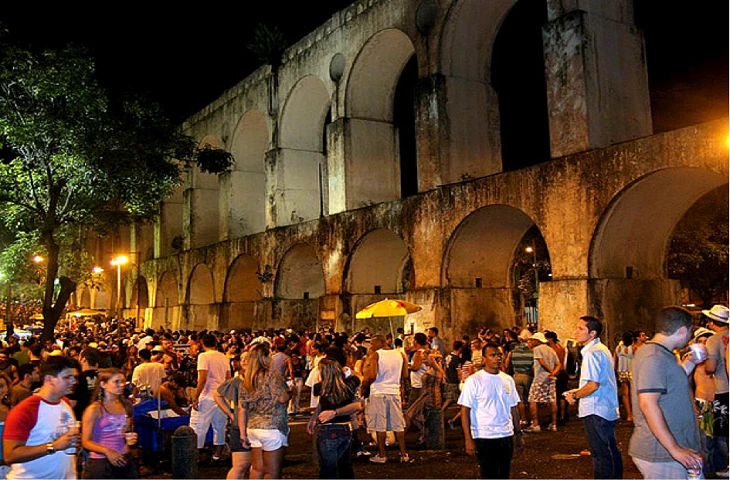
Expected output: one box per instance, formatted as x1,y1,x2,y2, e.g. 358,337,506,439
32,255,44,263
92,267,104,274
110,255,129,319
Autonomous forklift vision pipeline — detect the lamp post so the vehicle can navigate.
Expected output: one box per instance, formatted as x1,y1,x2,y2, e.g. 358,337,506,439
0,273,10,337
525,245,539,307
110,255,129,320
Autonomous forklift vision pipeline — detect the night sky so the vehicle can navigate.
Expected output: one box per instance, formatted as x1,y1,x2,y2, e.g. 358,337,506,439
1,1,727,128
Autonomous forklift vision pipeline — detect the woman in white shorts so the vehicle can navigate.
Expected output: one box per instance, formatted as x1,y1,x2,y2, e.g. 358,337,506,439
239,343,292,479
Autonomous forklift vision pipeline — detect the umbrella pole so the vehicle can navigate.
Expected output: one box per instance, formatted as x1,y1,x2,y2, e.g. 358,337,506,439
389,317,395,344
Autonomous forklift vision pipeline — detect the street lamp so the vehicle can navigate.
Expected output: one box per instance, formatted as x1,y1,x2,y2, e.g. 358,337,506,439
110,255,129,320
525,245,539,304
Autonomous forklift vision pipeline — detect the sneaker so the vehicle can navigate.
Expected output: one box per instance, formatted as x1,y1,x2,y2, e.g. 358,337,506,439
523,424,541,433
400,453,411,463
354,449,372,458
369,455,387,464
548,424,558,432
716,468,729,478
447,419,456,430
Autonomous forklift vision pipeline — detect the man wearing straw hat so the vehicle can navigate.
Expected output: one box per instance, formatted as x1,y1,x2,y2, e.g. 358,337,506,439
703,304,729,477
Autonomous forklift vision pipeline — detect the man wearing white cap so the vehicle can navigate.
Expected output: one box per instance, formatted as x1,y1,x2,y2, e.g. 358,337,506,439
524,332,559,433
703,304,729,477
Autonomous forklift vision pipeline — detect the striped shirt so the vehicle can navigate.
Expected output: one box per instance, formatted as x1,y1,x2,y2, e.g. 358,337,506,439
510,342,533,374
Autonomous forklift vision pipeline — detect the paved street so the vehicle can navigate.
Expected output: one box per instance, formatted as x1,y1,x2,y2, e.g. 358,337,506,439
143,405,645,479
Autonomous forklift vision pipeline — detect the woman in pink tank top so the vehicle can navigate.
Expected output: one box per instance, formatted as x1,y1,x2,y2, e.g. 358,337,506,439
81,368,139,479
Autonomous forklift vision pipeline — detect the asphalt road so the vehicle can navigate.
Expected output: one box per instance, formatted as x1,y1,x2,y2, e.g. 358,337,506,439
141,404,647,479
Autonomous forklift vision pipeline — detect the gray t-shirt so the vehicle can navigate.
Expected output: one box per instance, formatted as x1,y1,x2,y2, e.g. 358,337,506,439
629,342,700,462
705,329,729,394
532,344,558,384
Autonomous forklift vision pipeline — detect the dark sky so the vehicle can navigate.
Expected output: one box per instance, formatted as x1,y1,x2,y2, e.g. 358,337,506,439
1,1,726,127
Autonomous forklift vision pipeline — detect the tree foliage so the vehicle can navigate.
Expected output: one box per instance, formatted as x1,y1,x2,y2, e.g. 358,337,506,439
0,38,231,341
668,188,729,307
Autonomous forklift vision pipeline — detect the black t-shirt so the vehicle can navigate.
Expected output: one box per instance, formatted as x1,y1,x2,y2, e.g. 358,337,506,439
444,352,461,384
313,375,360,423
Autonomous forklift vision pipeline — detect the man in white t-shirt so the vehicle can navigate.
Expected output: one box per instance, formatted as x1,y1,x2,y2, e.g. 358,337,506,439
190,334,231,460
458,342,523,479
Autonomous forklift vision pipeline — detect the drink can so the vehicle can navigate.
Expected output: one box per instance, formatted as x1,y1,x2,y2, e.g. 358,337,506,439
689,343,708,363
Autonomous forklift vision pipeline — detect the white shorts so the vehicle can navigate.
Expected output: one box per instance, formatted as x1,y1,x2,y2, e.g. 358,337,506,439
247,428,289,451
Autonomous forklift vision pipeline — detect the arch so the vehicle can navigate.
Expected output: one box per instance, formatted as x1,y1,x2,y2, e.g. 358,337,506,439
589,167,728,334
153,271,179,329
186,263,215,331
347,29,415,122
274,243,325,331
280,76,331,151
436,0,520,181
491,0,550,170
226,110,268,236
274,76,331,224
129,275,150,326
222,254,260,331
345,229,411,333
443,204,549,329
341,29,417,206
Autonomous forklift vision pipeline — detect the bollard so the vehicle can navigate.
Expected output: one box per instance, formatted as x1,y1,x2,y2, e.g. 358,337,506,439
171,426,198,479
424,406,444,450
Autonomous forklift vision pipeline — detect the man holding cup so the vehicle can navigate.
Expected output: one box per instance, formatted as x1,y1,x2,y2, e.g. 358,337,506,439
628,306,705,479
564,316,621,479
2,355,81,479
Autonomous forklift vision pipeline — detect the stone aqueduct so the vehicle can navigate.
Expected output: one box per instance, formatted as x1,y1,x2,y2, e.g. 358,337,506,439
78,0,728,343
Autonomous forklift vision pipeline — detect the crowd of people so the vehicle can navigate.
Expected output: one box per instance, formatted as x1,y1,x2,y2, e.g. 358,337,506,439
0,303,725,479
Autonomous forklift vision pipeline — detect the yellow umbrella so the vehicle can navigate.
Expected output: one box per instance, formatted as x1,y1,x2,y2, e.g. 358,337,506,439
355,299,422,319
355,298,421,339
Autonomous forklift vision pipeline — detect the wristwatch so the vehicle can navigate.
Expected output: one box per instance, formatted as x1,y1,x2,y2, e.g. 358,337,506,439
46,442,56,455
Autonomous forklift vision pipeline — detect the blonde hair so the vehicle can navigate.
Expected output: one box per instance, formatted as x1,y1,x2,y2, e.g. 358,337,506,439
243,343,270,392
318,358,351,406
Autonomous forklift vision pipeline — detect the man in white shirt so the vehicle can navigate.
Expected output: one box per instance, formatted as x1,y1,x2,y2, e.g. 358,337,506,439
190,334,230,460
565,316,621,479
131,348,166,395
459,342,523,479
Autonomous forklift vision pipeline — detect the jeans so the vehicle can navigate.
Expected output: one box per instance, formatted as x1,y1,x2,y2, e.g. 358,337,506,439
583,415,623,479
474,436,513,479
316,424,353,479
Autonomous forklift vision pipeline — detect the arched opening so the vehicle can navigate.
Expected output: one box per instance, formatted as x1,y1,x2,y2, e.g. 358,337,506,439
345,229,411,334
491,0,550,170
186,264,215,331
153,271,179,329
345,29,416,206
274,244,326,331
393,55,418,198
635,1,728,133
590,167,728,335
444,205,550,332
277,75,331,225
223,255,261,331
228,110,268,237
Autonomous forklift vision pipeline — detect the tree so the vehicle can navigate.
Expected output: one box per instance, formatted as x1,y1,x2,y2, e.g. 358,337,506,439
0,39,233,342
668,188,729,307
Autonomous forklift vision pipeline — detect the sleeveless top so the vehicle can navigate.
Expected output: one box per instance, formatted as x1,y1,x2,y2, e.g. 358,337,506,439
371,349,403,396
615,343,634,373
409,348,428,389
89,406,127,459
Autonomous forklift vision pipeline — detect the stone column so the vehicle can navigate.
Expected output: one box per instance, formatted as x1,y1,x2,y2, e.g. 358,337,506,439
543,0,652,157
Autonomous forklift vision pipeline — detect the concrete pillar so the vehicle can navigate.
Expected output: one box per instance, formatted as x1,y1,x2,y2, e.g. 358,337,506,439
154,194,183,258
543,0,652,157
183,185,219,250
264,147,325,228
219,170,267,240
415,74,503,188
325,117,399,214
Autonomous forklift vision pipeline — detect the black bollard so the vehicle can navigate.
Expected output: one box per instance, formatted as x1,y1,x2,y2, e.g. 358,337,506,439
424,407,444,449
171,426,198,479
